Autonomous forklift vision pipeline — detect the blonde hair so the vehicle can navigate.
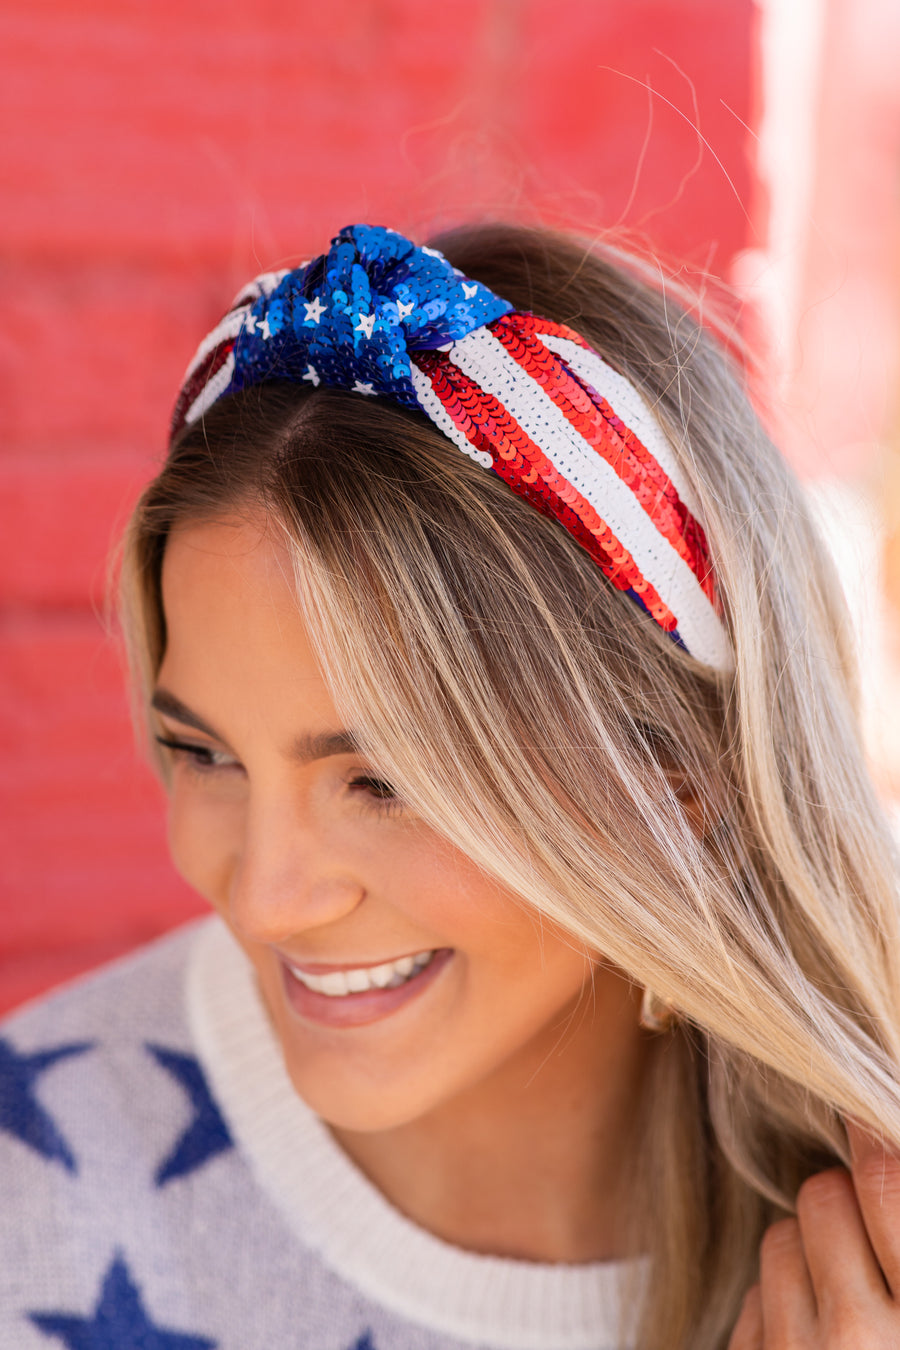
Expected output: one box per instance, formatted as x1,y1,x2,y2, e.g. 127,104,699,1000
120,223,900,1350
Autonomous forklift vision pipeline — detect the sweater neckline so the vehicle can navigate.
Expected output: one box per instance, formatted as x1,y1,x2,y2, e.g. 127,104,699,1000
187,917,636,1350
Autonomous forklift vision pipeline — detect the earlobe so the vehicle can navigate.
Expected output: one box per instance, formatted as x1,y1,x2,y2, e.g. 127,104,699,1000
639,987,681,1033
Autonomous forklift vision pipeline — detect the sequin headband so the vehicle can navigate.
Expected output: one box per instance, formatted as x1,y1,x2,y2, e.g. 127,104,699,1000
172,224,731,671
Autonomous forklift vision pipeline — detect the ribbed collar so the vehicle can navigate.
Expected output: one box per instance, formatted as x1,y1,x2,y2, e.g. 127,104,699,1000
187,918,634,1350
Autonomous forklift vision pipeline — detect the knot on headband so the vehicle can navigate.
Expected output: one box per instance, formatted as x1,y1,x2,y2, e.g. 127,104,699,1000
172,224,732,673
172,225,512,431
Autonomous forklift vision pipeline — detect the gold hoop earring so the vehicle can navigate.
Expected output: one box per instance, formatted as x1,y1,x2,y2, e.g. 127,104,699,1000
639,987,680,1033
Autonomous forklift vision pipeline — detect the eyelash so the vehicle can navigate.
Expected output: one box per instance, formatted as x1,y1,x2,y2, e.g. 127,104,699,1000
155,736,402,814
347,775,402,816
155,736,238,773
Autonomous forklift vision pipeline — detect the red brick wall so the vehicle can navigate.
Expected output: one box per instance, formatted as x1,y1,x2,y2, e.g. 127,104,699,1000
0,0,755,1013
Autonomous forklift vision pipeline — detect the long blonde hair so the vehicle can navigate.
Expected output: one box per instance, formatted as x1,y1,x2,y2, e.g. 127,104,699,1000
120,222,900,1350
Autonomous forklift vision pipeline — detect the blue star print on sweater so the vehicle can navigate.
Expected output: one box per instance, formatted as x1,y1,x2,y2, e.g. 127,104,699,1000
28,1253,217,1349
0,1037,93,1172
145,1044,233,1185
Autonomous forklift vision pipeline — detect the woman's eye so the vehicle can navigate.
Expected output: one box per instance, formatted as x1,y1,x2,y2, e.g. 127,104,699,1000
155,735,239,774
349,775,396,799
347,774,402,811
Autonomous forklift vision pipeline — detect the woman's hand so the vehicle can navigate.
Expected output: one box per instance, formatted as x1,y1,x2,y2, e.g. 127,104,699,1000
728,1125,900,1348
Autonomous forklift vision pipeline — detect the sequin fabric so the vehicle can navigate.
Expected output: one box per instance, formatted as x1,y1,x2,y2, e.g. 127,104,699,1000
170,224,731,670
171,225,511,435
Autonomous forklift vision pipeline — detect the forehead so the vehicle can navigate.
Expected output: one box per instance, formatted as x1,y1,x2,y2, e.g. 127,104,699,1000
162,513,289,606
158,515,340,735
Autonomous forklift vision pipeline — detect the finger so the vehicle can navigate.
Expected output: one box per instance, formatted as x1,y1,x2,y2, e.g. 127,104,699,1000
796,1167,891,1317
727,1283,764,1350
758,1216,817,1341
847,1122,900,1300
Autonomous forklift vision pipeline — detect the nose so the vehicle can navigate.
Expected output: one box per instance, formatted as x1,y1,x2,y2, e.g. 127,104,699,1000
227,789,364,946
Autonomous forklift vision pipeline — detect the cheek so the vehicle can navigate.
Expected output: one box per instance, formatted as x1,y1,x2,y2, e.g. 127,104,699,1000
401,838,584,985
166,780,243,910
390,836,506,944
424,856,596,1014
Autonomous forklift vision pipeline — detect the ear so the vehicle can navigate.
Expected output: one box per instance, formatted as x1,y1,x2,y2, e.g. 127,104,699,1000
664,768,711,839
634,722,718,839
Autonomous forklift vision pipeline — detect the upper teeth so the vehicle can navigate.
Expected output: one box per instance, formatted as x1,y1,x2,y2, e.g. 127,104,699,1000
288,949,437,997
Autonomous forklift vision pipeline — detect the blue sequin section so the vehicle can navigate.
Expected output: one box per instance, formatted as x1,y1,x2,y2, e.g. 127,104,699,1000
229,225,512,407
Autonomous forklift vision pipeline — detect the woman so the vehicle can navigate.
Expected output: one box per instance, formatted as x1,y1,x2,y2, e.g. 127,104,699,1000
3,222,900,1350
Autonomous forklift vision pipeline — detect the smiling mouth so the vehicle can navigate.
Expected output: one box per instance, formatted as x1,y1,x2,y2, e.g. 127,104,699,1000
285,949,439,997
281,947,453,1029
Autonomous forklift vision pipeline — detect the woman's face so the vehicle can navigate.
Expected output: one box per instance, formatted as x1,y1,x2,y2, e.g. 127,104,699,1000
156,514,643,1132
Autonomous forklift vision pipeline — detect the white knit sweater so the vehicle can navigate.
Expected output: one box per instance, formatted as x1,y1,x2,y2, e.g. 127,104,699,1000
0,917,635,1350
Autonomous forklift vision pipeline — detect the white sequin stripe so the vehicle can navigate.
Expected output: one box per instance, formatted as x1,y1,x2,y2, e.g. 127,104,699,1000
410,363,493,468
534,330,731,667
452,328,681,549
184,351,236,426
228,268,289,310
659,568,731,669
451,332,627,509
182,270,290,383
182,309,248,383
450,329,731,669
537,331,703,521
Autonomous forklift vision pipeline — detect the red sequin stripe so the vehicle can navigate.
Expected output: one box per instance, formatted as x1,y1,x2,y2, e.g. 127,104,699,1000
412,351,678,631
512,315,716,604
516,314,594,351
170,339,236,438
492,314,715,604
495,316,711,596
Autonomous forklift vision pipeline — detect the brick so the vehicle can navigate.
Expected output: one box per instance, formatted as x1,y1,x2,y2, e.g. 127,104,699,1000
0,260,227,458
0,614,204,987
0,0,752,268
517,0,753,270
0,453,151,607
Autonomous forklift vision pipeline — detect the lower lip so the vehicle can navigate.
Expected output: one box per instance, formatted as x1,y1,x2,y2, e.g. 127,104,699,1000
281,949,454,1028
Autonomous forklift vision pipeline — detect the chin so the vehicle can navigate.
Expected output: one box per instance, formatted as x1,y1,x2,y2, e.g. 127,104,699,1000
281,1052,445,1134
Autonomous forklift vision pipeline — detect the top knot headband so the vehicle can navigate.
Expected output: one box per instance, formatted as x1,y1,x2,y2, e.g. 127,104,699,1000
172,224,732,671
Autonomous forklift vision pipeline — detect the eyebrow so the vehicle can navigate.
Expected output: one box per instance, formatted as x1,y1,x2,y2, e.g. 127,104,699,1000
151,688,363,765
290,729,363,764
151,689,224,740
